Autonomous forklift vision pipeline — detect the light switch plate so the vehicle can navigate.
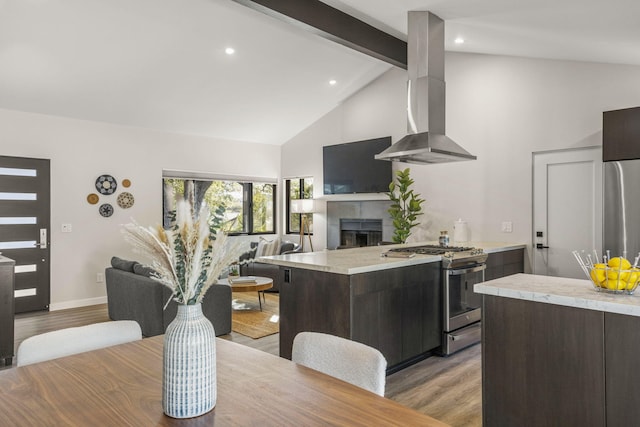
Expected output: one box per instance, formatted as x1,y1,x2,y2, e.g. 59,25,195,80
62,224,72,233
501,221,513,233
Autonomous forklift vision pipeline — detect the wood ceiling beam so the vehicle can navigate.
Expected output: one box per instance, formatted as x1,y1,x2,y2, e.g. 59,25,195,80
231,0,407,69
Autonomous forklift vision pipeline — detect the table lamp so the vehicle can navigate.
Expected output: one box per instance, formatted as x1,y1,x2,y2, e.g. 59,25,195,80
290,199,315,252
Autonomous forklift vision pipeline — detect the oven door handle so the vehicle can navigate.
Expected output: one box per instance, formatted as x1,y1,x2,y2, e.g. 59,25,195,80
446,264,486,276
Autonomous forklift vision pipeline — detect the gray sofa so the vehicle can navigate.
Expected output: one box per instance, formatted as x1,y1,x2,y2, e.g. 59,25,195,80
240,240,298,292
105,257,232,337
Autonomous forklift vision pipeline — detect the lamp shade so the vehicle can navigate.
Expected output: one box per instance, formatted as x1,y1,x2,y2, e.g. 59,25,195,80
290,199,315,214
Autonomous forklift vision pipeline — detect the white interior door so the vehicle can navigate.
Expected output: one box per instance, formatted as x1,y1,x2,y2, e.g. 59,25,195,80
533,147,602,278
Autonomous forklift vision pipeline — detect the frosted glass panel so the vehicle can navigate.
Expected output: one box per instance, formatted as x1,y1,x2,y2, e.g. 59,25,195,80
0,217,37,225
15,288,37,298
0,167,37,177
0,240,36,249
15,264,37,273
0,192,37,200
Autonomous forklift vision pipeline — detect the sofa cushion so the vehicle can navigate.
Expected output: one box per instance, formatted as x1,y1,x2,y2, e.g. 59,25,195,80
111,256,138,272
133,263,157,278
256,237,280,257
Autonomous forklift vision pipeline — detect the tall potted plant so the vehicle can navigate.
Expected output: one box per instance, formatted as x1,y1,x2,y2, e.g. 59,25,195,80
387,168,425,244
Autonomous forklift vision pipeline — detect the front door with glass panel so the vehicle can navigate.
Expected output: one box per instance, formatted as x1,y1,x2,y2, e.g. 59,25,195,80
0,156,50,313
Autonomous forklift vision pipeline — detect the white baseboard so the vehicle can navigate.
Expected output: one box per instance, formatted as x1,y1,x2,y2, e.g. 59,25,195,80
50,296,108,311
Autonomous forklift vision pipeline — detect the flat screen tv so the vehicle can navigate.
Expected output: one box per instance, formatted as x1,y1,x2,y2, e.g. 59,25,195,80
323,137,392,195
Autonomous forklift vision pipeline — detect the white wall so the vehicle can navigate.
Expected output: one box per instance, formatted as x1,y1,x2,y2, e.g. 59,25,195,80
282,52,640,270
0,109,280,309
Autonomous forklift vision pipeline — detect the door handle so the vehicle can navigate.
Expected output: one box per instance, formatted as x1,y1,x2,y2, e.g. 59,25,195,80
536,243,549,249
37,228,47,249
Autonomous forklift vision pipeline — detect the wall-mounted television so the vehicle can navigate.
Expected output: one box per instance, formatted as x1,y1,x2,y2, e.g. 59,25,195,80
323,137,392,195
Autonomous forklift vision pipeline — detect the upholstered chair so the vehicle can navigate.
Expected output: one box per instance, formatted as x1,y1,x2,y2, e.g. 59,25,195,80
17,320,142,366
291,331,387,396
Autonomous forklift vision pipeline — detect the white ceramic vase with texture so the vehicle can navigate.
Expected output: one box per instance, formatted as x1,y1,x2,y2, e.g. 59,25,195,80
163,303,216,418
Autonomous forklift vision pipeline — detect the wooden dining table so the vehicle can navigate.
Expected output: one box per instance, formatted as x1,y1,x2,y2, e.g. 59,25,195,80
0,335,448,426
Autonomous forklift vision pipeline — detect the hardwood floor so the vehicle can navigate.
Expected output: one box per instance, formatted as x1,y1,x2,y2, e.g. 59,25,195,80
2,304,482,426
386,344,483,427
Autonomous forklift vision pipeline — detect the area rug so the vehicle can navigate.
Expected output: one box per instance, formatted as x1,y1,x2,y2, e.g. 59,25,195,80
231,292,279,339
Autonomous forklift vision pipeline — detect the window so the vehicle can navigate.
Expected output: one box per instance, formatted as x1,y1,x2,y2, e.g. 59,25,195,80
163,175,276,235
286,177,313,234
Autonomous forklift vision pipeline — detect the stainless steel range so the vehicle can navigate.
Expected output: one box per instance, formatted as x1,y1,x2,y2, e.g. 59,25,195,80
385,244,488,355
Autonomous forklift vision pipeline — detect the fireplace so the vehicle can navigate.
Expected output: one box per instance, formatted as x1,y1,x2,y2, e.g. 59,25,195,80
340,219,383,248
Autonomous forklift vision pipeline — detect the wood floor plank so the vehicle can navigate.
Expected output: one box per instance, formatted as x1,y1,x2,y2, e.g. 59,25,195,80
1,303,483,426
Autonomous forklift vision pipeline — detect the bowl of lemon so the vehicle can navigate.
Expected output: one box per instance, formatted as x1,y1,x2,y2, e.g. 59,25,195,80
588,256,640,294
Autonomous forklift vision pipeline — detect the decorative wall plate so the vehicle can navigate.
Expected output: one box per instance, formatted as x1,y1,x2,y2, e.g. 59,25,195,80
95,174,117,195
122,179,131,188
117,192,135,209
87,193,99,205
99,203,114,217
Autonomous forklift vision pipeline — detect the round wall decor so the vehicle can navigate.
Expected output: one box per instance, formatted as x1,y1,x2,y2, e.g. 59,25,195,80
99,203,114,217
95,174,117,195
122,179,131,188
87,193,99,205
117,192,135,209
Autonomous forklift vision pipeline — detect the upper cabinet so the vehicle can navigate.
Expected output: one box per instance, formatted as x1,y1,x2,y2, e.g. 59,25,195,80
603,106,640,161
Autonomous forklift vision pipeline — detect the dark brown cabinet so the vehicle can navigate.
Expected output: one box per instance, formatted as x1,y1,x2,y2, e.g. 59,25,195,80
279,262,441,370
485,248,524,281
604,313,640,426
0,255,15,365
482,294,640,426
603,106,640,161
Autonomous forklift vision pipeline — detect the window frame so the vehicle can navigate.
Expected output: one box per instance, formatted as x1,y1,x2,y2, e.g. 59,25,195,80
162,172,277,236
285,177,313,235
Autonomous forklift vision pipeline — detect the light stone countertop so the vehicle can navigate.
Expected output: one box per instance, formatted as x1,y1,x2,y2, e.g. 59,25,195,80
474,273,640,317
258,241,525,275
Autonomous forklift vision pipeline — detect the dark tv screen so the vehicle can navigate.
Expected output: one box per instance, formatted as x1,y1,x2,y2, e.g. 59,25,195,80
323,137,392,195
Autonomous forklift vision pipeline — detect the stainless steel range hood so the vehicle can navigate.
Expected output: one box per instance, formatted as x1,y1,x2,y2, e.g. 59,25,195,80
376,11,476,164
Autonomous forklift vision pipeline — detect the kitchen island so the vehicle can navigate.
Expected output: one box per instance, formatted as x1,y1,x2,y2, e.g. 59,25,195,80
475,274,640,426
260,241,524,370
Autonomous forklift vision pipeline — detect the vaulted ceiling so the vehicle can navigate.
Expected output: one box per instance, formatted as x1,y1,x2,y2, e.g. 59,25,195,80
1,0,639,145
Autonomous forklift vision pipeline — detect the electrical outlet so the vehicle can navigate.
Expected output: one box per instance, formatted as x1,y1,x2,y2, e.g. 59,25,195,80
501,221,513,233
61,223,72,233
96,272,104,283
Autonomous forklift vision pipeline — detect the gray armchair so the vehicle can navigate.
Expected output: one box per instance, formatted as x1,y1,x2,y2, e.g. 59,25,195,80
106,257,232,337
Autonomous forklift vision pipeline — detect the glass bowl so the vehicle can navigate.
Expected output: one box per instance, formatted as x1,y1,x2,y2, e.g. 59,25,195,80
589,265,640,295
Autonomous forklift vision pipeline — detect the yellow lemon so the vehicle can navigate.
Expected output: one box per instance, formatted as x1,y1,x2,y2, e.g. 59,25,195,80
618,280,628,290
606,279,619,290
608,257,632,270
607,269,631,281
627,268,640,290
590,264,607,284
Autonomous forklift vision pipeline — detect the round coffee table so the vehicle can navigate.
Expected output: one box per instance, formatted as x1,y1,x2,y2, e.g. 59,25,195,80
219,276,273,311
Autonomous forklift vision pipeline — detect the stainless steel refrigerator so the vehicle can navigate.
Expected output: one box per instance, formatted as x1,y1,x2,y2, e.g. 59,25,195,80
603,160,640,261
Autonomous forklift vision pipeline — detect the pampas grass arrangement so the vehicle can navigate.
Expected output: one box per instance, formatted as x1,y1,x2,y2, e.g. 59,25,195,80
123,198,245,305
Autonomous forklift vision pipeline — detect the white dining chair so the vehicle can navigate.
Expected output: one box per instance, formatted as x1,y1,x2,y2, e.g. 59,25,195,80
17,320,142,366
291,331,387,396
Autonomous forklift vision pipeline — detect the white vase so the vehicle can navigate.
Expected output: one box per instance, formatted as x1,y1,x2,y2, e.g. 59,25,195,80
163,303,216,418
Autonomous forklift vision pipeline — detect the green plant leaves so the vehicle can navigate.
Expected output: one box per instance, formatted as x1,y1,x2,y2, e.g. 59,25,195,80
387,168,425,244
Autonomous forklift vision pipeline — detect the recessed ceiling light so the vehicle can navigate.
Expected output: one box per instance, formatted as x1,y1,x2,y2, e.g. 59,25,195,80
225,47,235,55
329,79,337,86
454,37,465,45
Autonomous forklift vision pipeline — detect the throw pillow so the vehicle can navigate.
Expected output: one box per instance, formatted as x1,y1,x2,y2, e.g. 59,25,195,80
110,256,137,272
133,263,157,278
256,237,281,257
263,236,281,256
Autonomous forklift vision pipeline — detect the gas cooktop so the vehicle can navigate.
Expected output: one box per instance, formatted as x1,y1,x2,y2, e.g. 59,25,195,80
387,245,475,255
382,244,487,268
